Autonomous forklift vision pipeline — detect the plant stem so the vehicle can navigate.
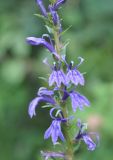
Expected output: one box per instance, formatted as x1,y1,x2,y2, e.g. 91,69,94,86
53,28,61,55
53,24,74,159
62,104,74,160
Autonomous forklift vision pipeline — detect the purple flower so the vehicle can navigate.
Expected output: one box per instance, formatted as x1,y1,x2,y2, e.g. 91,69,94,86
48,5,62,33
48,5,60,25
62,88,90,112
82,134,96,151
44,119,65,144
66,61,85,86
44,107,70,144
41,151,65,160
69,91,90,112
36,0,47,17
53,0,66,10
49,63,66,87
26,37,60,59
62,87,90,112
75,120,99,151
28,88,56,118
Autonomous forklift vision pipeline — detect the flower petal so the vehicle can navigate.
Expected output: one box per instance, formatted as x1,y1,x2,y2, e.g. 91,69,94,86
69,91,90,112
75,120,98,151
28,96,55,118
58,70,66,85
66,69,84,86
44,125,52,139
83,134,96,151
28,97,43,118
36,0,47,17
49,70,66,87
53,0,66,10
55,71,61,87
49,71,56,86
77,92,90,106
59,129,65,141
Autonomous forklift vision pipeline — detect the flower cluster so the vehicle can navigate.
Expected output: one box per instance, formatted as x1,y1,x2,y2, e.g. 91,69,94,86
27,0,99,159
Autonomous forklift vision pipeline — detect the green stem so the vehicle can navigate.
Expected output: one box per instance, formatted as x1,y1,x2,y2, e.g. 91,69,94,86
53,25,74,160
53,28,61,55
62,104,74,160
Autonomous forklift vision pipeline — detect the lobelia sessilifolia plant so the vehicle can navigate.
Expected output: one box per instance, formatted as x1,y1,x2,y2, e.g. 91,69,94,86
26,0,99,159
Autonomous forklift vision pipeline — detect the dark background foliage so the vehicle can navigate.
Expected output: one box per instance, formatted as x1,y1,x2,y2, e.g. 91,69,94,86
0,0,113,159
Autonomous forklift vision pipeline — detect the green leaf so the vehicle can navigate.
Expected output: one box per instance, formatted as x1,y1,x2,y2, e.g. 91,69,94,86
60,41,70,55
38,76,48,82
60,25,72,36
73,141,81,152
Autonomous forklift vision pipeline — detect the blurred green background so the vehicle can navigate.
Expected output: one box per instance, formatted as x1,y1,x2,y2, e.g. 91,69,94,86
0,0,113,159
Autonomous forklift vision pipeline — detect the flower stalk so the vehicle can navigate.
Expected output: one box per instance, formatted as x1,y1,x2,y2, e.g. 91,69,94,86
63,106,74,160
53,28,60,55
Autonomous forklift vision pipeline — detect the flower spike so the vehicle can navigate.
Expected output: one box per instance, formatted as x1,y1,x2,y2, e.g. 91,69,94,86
27,0,98,157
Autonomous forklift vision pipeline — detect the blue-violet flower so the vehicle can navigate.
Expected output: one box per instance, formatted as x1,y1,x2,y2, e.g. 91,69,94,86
75,120,99,151
69,91,90,112
66,61,85,86
49,63,66,87
62,89,90,112
26,37,60,59
44,119,65,144
28,88,56,118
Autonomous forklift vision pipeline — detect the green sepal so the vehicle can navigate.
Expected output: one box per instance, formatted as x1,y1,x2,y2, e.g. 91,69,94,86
60,41,69,56
45,25,54,34
81,123,88,132
73,141,81,152
55,109,62,117
34,13,48,22
41,104,53,109
38,76,48,82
